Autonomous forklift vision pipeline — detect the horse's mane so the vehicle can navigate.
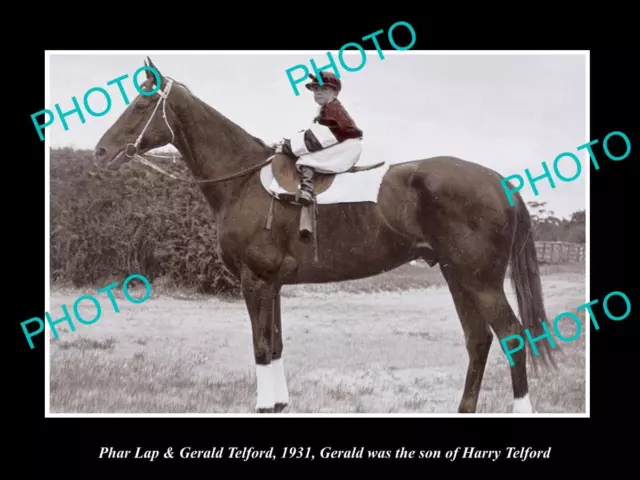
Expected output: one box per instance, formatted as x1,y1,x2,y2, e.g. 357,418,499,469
166,76,275,153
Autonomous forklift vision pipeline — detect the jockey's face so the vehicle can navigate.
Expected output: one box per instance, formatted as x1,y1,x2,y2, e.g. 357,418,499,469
312,86,337,105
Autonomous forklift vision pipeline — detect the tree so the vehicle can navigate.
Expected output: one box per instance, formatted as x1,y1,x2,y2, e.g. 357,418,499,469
526,202,585,243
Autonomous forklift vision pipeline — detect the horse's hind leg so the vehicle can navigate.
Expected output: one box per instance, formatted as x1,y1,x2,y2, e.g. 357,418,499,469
478,284,532,413
441,267,530,413
441,269,493,413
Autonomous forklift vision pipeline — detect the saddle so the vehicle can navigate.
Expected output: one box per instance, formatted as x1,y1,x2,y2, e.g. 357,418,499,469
270,153,385,197
264,152,386,255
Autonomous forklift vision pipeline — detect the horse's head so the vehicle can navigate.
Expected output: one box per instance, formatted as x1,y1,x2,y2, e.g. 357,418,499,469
93,56,178,170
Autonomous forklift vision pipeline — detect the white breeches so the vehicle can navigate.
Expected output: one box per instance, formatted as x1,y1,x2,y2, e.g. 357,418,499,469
295,138,363,174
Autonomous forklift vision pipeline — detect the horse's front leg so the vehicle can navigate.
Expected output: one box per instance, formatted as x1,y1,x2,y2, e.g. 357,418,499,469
272,286,289,412
241,267,279,413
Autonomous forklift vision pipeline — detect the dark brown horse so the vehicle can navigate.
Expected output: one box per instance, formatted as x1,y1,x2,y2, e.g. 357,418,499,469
93,57,557,414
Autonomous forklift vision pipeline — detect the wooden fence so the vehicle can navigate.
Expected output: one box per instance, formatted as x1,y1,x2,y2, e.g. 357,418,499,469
535,241,585,264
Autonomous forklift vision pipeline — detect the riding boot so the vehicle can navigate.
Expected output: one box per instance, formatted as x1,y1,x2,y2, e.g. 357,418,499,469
297,166,315,207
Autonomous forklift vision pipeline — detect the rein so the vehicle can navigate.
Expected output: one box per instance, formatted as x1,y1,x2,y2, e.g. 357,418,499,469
133,153,275,185
122,75,275,185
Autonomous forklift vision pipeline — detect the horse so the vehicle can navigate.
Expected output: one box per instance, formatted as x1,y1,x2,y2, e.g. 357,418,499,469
92,56,557,414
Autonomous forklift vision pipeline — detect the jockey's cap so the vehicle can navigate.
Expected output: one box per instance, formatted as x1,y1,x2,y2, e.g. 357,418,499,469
305,72,342,93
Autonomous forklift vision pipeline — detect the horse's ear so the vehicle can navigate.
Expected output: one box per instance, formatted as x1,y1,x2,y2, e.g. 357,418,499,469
146,56,162,79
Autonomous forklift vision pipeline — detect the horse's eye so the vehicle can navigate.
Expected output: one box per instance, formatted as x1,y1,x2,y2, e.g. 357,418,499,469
134,103,146,112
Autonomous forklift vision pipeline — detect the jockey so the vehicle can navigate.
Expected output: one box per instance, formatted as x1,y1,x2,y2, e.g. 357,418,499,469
274,71,364,206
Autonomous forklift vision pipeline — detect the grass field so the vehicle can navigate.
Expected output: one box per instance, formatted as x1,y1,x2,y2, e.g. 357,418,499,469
48,262,586,414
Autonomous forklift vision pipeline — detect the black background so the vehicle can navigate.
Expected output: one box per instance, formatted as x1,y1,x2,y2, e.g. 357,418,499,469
11,12,635,474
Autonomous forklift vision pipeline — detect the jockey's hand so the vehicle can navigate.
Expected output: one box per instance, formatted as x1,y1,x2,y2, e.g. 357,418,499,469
272,138,290,154
281,139,293,156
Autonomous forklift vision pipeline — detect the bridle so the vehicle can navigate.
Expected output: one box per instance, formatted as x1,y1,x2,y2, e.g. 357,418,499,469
124,77,176,160
122,76,275,185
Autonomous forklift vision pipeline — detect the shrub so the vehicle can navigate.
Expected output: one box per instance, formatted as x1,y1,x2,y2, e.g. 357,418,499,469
50,147,241,297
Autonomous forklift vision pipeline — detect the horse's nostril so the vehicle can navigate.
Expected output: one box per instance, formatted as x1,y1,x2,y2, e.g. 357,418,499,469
94,147,106,160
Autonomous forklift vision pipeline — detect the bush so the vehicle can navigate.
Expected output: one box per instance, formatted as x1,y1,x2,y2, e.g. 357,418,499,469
50,147,241,297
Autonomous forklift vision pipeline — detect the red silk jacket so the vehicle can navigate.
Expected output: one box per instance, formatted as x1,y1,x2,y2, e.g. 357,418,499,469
313,99,363,142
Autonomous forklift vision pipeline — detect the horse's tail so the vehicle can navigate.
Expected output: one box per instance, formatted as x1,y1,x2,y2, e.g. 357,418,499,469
509,194,559,372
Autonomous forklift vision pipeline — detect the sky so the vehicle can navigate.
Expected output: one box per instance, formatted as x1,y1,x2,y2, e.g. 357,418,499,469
47,52,587,219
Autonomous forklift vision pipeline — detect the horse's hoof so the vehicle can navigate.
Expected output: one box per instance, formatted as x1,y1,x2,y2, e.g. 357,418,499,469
256,407,275,413
274,402,288,413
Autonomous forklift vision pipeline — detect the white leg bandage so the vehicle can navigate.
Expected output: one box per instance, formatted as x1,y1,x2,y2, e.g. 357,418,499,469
255,364,274,410
512,394,534,413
